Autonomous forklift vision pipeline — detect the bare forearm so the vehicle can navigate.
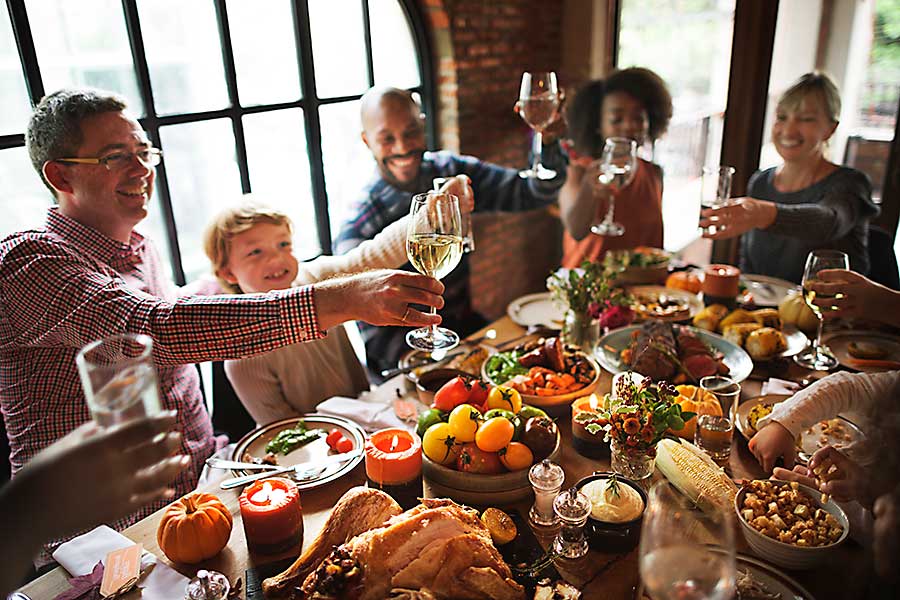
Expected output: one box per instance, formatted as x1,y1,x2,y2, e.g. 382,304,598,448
559,169,598,240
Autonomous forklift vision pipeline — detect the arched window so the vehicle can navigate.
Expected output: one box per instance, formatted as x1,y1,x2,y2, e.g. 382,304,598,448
0,0,433,284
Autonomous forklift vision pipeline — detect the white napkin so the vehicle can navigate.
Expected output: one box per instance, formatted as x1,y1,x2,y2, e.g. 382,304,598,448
760,377,801,396
52,525,189,599
316,395,411,433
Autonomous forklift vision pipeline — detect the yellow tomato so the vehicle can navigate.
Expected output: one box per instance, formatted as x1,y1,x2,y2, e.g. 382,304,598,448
448,404,482,443
499,442,534,471
487,386,522,414
422,422,458,466
475,417,515,453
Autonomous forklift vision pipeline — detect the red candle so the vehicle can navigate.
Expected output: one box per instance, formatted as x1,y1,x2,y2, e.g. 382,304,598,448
571,394,609,458
365,428,422,509
702,264,741,299
239,477,303,554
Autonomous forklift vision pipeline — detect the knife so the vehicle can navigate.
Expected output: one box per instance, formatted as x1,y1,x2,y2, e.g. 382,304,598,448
219,449,362,490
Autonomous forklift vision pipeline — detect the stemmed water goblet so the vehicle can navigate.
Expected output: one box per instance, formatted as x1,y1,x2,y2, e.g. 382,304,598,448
590,137,638,237
405,191,464,352
794,249,849,370
516,71,560,180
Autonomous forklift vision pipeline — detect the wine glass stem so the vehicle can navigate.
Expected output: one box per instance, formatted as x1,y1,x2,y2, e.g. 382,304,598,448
429,305,438,342
814,315,824,354
604,193,617,225
531,130,543,174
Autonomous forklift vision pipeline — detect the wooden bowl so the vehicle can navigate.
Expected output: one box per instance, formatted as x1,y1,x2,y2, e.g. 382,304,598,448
414,368,472,406
423,435,560,506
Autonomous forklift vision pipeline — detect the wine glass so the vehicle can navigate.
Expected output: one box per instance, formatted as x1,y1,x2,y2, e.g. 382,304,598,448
405,191,464,352
590,137,638,237
794,249,849,370
639,481,736,600
516,71,560,180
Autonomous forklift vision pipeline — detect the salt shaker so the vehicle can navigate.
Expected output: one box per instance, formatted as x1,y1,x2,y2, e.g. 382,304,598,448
185,569,230,600
552,487,592,559
528,459,565,526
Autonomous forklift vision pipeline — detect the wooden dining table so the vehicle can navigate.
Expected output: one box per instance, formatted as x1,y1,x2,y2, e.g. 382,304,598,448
20,316,871,600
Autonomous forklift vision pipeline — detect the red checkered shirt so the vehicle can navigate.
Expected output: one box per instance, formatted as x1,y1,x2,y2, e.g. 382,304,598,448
0,208,324,561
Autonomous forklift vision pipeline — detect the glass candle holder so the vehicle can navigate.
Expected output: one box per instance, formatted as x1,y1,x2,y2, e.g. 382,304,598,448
529,459,565,527
552,487,592,559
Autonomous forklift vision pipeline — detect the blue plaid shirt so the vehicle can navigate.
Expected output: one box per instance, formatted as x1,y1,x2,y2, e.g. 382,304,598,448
334,145,567,374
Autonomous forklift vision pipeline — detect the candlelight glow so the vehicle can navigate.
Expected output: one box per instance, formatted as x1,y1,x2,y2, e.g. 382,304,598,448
589,394,599,410
250,480,287,505
390,435,399,452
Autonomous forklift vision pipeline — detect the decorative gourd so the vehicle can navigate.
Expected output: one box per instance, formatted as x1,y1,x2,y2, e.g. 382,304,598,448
157,492,233,564
668,385,722,439
778,291,819,333
665,271,703,294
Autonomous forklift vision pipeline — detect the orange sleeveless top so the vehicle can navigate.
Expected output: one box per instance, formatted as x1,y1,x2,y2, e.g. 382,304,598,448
561,158,664,268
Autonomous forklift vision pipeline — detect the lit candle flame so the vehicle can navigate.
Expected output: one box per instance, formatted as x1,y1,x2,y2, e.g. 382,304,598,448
589,393,599,410
390,435,399,452
251,481,273,504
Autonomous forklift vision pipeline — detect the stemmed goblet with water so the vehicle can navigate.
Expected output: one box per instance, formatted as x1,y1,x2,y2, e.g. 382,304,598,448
794,249,849,370
405,191,464,352
516,71,560,180
590,137,638,237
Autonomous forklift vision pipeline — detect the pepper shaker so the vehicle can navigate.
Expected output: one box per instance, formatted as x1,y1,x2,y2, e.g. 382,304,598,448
528,459,565,526
552,487,592,559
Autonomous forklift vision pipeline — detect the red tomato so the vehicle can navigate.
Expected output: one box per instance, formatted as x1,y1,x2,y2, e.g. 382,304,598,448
326,428,343,450
467,380,490,407
433,376,473,412
456,443,504,474
334,437,354,453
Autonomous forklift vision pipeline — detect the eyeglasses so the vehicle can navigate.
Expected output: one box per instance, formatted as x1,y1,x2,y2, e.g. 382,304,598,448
55,147,163,171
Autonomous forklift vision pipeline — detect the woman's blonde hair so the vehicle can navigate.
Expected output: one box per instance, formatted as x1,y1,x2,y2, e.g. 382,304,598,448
203,199,292,294
777,71,842,123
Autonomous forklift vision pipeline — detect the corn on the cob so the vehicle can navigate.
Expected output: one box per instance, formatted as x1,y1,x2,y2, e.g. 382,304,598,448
656,438,737,513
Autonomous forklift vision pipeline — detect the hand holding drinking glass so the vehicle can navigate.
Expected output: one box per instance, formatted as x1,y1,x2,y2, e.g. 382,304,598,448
516,71,560,180
590,137,637,237
405,191,464,352
795,250,849,370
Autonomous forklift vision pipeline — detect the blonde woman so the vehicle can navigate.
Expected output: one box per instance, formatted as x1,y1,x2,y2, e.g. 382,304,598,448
700,72,878,283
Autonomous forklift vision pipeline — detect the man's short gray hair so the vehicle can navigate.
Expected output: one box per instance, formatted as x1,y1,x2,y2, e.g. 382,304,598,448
26,88,129,196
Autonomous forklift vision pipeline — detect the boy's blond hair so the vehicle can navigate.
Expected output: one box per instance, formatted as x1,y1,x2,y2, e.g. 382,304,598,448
204,200,293,294
777,71,842,123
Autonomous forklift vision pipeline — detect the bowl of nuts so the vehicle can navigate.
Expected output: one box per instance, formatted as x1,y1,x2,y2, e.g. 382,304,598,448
735,479,849,570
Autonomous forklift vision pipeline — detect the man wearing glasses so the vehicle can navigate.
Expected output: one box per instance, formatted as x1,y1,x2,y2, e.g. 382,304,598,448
0,88,444,562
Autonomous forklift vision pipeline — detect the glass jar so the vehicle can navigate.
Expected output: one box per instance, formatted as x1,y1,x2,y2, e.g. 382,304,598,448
561,310,600,353
610,438,656,480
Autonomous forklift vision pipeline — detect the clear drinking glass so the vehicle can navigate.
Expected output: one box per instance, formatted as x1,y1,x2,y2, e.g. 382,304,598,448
640,481,736,600
795,250,849,370
694,415,734,465
432,177,474,253
699,375,741,422
516,71,560,180
76,333,162,427
699,165,735,235
590,137,638,237
405,191,464,352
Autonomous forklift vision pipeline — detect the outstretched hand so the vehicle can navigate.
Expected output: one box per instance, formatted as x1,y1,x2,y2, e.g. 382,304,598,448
748,421,797,473
808,445,871,505
437,175,474,215
808,269,898,325
699,197,777,240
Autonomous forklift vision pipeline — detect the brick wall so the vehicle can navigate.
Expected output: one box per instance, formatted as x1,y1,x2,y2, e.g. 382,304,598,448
419,0,569,319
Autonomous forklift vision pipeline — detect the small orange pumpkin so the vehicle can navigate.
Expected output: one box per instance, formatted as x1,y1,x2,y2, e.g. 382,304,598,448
665,271,703,294
157,492,233,564
669,385,722,439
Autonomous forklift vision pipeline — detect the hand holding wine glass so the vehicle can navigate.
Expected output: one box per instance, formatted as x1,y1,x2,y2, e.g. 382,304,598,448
794,250,850,370
640,481,736,600
516,71,560,180
405,191,464,352
590,137,637,237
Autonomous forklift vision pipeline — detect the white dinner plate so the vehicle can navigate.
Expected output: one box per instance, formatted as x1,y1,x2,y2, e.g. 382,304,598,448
822,330,900,372
507,292,565,329
740,274,800,307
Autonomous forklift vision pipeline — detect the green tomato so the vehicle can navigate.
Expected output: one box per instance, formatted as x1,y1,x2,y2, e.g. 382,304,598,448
417,408,447,438
518,405,549,421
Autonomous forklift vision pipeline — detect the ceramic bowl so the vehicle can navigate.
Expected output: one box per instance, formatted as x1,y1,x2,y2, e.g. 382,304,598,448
574,472,647,552
414,368,473,405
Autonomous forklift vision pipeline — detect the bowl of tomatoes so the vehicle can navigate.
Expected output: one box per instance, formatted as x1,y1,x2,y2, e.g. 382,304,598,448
417,377,561,506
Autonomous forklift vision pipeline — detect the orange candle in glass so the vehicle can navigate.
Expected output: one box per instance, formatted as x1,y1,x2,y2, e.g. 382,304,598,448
365,428,422,510
702,264,741,307
239,477,303,554
571,393,609,458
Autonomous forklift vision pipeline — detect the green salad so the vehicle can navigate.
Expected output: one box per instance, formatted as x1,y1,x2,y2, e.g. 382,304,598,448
485,350,529,383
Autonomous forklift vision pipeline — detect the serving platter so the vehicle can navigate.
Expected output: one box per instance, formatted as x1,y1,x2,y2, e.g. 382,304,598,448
594,325,753,384
506,292,565,329
821,330,900,373
481,350,601,411
740,274,800,307
627,285,703,322
231,414,365,491
708,547,814,600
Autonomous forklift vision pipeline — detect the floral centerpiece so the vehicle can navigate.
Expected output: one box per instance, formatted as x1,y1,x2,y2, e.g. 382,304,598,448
574,373,694,479
546,260,634,350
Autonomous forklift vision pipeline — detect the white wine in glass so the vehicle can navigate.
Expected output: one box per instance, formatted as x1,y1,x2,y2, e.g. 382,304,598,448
640,482,736,600
405,191,464,352
591,137,637,237
795,249,849,370
517,71,560,180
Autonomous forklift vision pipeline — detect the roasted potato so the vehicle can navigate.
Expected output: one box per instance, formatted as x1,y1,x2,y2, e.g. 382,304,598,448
745,327,788,361
718,309,758,333
751,308,782,330
723,322,762,347
693,304,729,332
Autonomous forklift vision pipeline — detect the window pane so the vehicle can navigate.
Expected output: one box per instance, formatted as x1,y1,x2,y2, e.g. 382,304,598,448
618,0,735,253
308,0,368,98
25,0,144,115
0,147,54,240
226,0,301,106
243,109,319,259
319,101,379,243
370,0,420,89
137,0,229,115
0,3,33,135
158,119,241,282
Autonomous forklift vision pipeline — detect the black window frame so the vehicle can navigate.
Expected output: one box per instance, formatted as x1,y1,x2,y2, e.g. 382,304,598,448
1,0,434,285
